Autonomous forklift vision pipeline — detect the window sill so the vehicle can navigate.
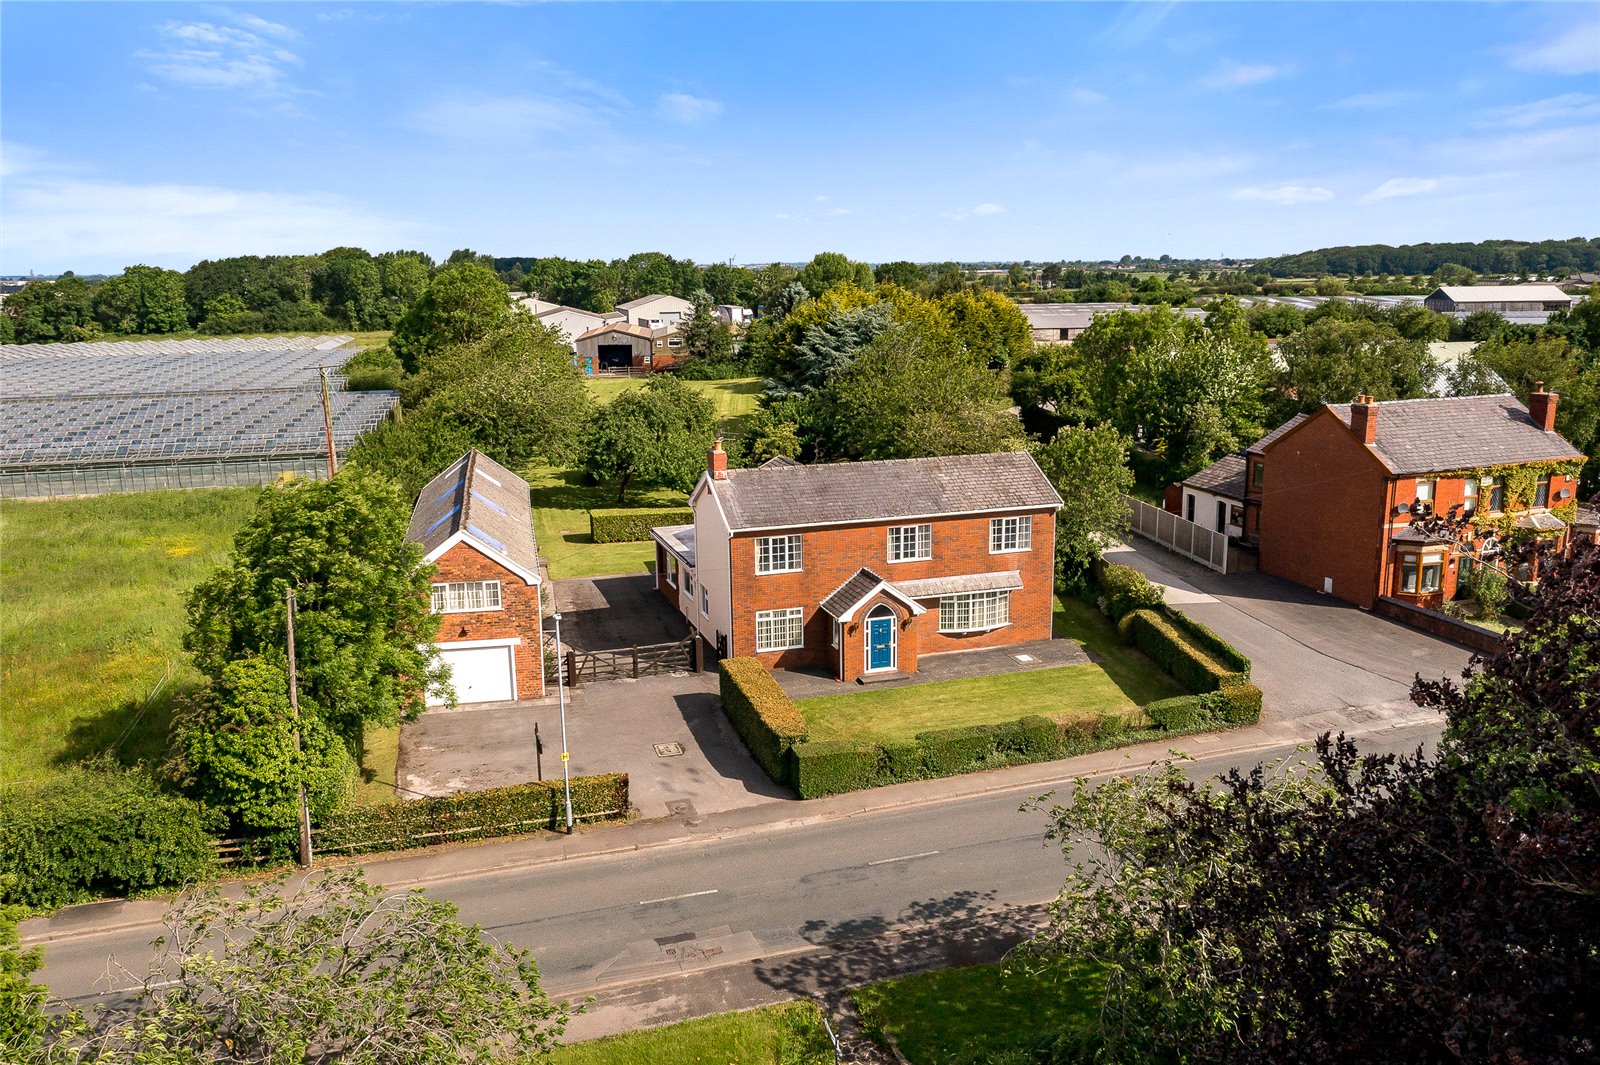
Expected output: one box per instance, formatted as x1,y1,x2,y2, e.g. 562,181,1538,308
988,547,1032,555
886,556,932,565
937,621,1012,635
435,606,506,615
756,568,803,576
755,644,804,654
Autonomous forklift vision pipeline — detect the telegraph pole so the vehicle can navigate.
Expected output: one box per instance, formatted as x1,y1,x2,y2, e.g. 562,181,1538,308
318,366,338,478
553,612,575,833
285,589,314,868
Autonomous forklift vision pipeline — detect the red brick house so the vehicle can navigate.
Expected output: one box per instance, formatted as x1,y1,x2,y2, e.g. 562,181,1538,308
651,445,1062,682
1240,389,1582,609
407,450,544,705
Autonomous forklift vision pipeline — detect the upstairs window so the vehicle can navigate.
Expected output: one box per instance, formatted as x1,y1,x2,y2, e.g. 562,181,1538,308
431,580,502,614
990,516,1033,553
1251,462,1264,488
756,534,803,574
1535,474,1552,508
1484,477,1506,512
1463,477,1479,511
887,524,933,562
1415,480,1435,512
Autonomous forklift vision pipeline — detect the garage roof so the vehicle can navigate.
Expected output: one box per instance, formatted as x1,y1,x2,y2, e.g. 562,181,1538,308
407,450,540,584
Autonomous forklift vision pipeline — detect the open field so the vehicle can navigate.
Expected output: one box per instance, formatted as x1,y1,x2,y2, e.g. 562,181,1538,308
545,1001,830,1064
0,488,260,783
583,376,764,437
799,662,1139,746
854,961,1103,1064
524,467,687,580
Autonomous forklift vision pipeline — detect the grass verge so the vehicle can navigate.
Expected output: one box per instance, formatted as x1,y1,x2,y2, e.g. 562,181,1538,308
546,1000,833,1064
798,664,1140,746
854,960,1103,1065
0,488,259,783
1052,594,1185,706
354,724,400,805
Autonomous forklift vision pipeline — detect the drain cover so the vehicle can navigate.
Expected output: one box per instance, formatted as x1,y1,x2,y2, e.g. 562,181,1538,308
654,742,686,757
1014,653,1035,663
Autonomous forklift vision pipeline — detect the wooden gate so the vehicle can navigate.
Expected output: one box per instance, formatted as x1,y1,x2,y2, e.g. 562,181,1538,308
556,634,696,686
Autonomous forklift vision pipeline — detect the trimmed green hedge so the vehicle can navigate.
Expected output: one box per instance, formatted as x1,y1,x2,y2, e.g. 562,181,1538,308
589,507,694,544
1216,683,1264,724
1,764,222,909
1122,609,1250,693
1099,562,1165,621
720,658,809,783
1145,694,1215,731
792,741,883,797
314,773,628,856
1164,609,1251,674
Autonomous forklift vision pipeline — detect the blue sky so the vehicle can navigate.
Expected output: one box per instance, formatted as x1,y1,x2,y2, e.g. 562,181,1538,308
2,2,1597,274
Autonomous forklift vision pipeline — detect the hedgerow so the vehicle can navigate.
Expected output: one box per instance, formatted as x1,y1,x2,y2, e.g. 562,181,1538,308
1122,609,1250,693
589,507,695,544
719,658,809,783
1099,562,1166,621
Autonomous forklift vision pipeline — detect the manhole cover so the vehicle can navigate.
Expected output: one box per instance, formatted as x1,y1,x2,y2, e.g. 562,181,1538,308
654,742,686,757
1014,653,1035,663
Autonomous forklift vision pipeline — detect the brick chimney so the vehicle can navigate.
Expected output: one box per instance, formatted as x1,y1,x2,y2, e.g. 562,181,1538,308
1350,394,1378,444
1528,381,1559,432
708,436,728,480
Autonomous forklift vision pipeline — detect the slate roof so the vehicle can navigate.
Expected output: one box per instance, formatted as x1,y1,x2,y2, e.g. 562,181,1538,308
820,568,889,619
894,571,1022,598
407,450,539,582
652,524,697,567
1246,413,1308,455
1183,453,1247,500
1317,394,1583,475
709,452,1063,532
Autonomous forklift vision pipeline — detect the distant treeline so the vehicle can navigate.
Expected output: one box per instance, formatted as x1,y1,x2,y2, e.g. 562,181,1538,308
1255,238,1600,279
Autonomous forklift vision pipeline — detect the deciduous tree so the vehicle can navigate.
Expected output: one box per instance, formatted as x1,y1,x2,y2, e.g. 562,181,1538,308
582,375,718,501
92,265,189,334
1035,425,1134,585
391,263,511,373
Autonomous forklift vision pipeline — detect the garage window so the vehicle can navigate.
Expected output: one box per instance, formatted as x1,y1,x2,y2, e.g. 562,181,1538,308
431,580,502,613
755,607,804,651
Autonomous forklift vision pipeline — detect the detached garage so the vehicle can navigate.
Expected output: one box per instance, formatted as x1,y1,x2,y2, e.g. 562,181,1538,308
573,322,654,371
407,450,546,707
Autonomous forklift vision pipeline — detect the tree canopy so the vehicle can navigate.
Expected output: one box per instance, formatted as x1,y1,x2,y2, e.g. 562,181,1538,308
581,375,718,501
390,263,511,373
1036,424,1134,585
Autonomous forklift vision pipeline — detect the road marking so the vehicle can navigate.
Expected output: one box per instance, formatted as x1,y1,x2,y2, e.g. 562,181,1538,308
868,850,940,866
639,888,718,906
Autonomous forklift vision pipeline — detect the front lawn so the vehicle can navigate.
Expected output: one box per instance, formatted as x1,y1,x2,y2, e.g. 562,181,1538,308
799,663,1139,746
1053,593,1185,706
545,1000,832,1065
524,466,687,580
854,961,1103,1064
583,376,764,437
0,488,261,782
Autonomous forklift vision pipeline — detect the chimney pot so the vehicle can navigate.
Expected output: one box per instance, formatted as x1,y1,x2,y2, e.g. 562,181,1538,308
1350,395,1378,444
708,436,729,480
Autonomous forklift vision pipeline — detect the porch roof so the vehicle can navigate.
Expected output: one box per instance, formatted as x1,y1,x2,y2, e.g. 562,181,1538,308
820,567,926,621
650,524,697,567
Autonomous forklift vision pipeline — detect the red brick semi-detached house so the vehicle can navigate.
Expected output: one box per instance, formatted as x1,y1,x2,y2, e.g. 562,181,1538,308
1248,389,1582,610
650,444,1062,683
406,450,545,705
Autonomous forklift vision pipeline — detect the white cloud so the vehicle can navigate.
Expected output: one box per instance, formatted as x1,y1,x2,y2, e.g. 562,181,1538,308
1359,177,1439,203
657,93,723,124
1325,91,1418,110
1200,62,1291,89
1431,125,1600,167
1507,17,1600,75
2,173,427,272
825,207,850,217
1480,93,1600,128
774,212,794,221
1232,185,1335,206
1070,88,1108,106
137,14,302,95
972,203,1005,216
813,194,830,202
410,95,604,142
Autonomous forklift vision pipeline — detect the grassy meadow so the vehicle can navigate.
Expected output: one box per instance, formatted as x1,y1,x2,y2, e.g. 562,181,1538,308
545,1001,832,1064
0,488,260,783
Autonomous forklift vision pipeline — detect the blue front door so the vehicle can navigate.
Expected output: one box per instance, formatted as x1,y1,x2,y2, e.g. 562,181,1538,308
868,616,895,671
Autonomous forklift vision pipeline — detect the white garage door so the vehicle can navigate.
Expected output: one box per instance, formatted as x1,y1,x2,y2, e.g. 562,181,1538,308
429,644,516,706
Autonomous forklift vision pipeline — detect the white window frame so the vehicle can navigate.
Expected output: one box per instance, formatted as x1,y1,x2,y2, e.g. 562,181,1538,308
664,554,678,588
989,515,1033,554
700,584,710,618
756,534,803,574
887,523,933,563
755,607,805,652
683,570,694,597
938,591,1011,633
430,580,503,614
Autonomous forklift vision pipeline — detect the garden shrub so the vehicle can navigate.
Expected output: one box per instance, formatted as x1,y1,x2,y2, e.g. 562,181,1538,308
1162,609,1251,674
341,346,404,392
1215,683,1264,724
1058,717,1101,754
882,741,928,781
1093,713,1126,740
916,726,999,776
1126,447,1169,488
1099,563,1165,621
314,773,628,856
720,658,808,784
589,507,695,544
1145,694,1215,731
0,762,221,909
1019,715,1064,759
1123,609,1248,692
792,741,884,798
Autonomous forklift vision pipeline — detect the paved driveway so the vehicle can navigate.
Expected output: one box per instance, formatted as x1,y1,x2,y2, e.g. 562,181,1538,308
554,574,688,651
397,670,790,818
1105,540,1471,724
